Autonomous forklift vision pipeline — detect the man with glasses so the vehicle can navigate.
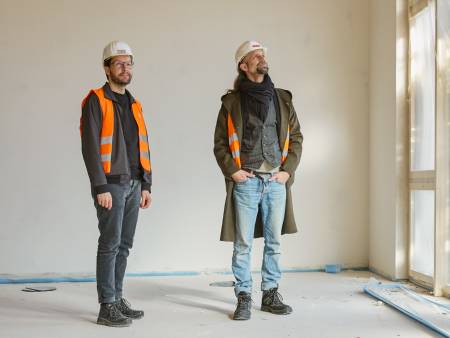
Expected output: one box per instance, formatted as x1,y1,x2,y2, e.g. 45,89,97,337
214,41,303,320
80,41,152,327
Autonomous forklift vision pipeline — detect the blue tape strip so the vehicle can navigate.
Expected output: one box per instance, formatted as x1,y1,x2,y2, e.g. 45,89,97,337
0,267,369,285
284,268,324,273
211,267,368,275
125,271,201,277
0,271,200,284
0,277,96,284
364,285,450,338
283,267,368,273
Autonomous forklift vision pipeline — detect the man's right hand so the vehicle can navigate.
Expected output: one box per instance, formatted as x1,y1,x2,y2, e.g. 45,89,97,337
97,192,112,210
231,170,255,183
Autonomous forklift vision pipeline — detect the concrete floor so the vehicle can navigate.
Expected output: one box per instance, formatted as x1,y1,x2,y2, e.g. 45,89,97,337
0,271,443,338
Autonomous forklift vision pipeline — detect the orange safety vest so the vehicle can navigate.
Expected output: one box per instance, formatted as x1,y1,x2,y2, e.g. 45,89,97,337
227,112,289,168
80,88,151,174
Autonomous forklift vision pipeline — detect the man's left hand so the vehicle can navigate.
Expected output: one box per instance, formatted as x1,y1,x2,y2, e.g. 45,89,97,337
140,190,152,209
269,171,290,184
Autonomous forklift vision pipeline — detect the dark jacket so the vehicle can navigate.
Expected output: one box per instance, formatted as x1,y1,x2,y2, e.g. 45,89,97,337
213,88,303,241
81,83,152,194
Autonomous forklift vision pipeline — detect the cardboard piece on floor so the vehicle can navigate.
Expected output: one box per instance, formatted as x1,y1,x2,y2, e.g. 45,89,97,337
364,278,450,338
22,286,57,292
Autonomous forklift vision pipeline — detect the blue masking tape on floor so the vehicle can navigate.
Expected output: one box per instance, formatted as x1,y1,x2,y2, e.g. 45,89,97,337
0,267,370,284
0,277,96,284
0,271,200,284
126,271,201,277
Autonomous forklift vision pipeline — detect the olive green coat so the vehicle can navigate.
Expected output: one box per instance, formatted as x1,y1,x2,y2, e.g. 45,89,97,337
213,88,303,242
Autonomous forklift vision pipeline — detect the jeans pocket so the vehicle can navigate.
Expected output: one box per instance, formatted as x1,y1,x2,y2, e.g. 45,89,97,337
235,179,249,185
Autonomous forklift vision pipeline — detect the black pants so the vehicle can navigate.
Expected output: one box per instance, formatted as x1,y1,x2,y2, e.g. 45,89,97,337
92,180,141,304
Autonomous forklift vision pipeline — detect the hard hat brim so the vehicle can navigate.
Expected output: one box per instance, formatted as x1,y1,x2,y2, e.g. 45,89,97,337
236,46,268,65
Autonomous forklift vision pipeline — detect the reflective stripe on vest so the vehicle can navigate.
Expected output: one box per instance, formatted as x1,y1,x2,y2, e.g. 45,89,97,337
81,88,151,174
131,101,151,172
227,112,289,168
281,126,290,162
227,113,241,168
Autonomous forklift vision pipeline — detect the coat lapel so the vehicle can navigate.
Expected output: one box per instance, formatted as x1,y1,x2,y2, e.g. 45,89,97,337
226,92,243,141
276,88,289,148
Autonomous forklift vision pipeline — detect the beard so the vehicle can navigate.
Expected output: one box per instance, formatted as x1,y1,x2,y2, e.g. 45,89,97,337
110,71,132,86
256,62,269,75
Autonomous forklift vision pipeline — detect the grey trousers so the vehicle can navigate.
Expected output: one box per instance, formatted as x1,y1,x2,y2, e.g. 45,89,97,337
92,180,141,304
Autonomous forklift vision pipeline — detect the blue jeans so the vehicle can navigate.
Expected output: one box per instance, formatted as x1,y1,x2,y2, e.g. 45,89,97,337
232,175,287,296
92,180,141,304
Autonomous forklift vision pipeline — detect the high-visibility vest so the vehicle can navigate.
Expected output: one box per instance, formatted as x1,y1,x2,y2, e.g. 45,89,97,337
227,112,289,168
81,88,151,174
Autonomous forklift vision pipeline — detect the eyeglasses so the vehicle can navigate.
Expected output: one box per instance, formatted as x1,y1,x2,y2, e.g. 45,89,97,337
110,61,134,69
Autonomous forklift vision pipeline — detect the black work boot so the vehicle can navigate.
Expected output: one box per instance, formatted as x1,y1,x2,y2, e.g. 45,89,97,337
233,291,252,320
261,288,293,315
97,303,132,327
116,298,144,319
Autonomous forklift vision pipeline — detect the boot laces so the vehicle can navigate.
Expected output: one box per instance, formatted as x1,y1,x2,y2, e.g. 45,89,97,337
267,288,284,306
237,294,252,309
108,304,123,320
120,298,131,309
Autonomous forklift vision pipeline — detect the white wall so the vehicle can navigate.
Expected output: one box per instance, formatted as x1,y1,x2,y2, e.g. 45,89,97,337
0,0,370,275
369,0,408,280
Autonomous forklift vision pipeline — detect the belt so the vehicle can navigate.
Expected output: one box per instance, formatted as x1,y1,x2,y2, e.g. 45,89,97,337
242,168,273,176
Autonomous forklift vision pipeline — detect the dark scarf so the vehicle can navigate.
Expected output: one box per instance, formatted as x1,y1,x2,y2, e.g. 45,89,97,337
238,74,275,122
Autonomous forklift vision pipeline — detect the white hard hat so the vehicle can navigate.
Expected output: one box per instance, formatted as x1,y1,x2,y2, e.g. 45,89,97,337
235,40,267,65
102,41,133,62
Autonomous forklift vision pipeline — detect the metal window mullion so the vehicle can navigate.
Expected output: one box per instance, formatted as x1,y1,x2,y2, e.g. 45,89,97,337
434,0,449,297
408,0,438,292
